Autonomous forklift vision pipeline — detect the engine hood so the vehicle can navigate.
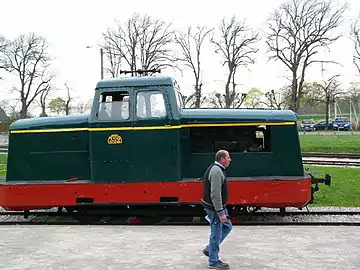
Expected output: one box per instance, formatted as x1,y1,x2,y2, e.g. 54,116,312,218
179,109,297,124
10,114,90,131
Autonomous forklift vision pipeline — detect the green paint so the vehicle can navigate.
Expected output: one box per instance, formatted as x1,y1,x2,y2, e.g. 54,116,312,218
5,75,304,183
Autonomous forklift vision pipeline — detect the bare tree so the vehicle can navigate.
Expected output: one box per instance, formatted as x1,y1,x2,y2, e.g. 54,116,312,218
39,85,51,117
351,15,360,74
102,13,177,76
266,0,347,113
211,16,259,108
263,88,290,109
346,81,360,106
307,75,343,128
174,26,213,108
64,82,74,115
104,46,122,78
209,92,248,108
73,98,92,114
0,36,8,79
0,33,54,118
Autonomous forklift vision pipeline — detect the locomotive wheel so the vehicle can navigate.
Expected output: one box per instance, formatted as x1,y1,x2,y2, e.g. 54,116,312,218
69,208,103,224
279,207,286,216
73,213,102,224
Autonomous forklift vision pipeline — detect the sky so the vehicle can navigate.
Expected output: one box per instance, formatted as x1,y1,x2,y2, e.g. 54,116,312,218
0,0,360,114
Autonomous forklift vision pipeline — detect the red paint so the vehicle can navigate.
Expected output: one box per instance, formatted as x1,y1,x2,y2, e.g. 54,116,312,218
0,177,312,211
65,178,79,183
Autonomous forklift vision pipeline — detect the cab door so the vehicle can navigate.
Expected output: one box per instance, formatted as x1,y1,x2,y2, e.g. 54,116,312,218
133,88,179,182
89,89,135,183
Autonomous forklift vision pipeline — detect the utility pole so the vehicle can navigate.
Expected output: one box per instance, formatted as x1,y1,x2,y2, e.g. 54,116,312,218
86,46,104,80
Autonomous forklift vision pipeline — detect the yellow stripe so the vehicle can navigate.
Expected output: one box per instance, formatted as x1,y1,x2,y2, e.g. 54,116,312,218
181,122,295,128
10,121,295,134
11,128,89,134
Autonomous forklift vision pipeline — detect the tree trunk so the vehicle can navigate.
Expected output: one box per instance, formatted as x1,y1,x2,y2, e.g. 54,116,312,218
291,72,298,112
325,97,330,131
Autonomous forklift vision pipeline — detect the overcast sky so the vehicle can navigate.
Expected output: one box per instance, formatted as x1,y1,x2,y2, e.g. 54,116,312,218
1,0,360,113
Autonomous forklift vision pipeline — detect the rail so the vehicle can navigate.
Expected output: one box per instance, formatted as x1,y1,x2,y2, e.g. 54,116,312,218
1,144,360,158
0,144,7,154
0,210,360,226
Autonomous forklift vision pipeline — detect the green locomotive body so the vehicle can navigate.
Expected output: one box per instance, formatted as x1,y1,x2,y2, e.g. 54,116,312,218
0,74,330,218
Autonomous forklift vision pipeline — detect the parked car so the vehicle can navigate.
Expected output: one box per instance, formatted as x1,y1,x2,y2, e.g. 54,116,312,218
333,117,352,131
313,120,334,131
299,119,315,131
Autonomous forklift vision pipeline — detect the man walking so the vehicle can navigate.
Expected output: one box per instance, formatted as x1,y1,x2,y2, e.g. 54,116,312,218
201,150,232,269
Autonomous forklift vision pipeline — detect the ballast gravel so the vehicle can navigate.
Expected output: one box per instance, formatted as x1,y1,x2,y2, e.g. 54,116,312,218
1,206,360,224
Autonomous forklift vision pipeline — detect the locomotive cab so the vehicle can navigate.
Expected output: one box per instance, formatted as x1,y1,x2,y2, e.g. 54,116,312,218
87,74,183,183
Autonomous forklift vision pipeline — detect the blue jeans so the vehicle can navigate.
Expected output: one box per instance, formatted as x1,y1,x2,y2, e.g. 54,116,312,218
204,208,232,264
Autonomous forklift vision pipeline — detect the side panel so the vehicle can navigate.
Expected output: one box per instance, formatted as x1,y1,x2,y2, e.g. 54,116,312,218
6,131,90,181
0,178,312,211
133,129,180,181
271,125,304,175
181,123,303,178
89,129,134,183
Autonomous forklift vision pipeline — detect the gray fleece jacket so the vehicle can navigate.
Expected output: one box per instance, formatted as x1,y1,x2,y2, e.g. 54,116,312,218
208,164,226,217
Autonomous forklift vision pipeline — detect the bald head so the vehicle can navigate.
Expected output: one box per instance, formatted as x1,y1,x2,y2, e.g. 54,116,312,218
215,150,228,161
215,149,231,167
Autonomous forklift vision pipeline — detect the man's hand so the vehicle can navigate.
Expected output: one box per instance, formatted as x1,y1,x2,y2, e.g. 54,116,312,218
219,215,228,223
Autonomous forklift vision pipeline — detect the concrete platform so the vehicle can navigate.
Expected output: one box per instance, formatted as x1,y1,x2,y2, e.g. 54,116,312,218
0,226,359,269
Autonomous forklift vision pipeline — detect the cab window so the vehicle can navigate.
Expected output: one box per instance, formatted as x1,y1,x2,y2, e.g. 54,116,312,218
136,90,166,118
97,91,130,121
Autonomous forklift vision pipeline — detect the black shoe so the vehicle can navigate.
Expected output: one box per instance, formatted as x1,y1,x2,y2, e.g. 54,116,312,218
208,260,230,269
202,249,209,257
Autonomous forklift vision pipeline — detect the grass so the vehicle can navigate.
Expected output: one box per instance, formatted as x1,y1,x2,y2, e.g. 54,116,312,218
0,154,6,178
305,165,360,207
300,135,360,153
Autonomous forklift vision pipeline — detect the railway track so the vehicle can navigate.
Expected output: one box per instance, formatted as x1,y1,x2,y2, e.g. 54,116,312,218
302,158,360,167
1,210,360,217
0,221,359,226
0,144,7,154
0,143,359,159
1,210,360,226
301,152,360,159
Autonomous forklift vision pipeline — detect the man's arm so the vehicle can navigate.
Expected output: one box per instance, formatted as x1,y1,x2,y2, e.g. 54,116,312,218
209,167,225,217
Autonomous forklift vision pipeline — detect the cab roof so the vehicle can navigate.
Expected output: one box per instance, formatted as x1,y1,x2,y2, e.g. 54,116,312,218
95,75,175,89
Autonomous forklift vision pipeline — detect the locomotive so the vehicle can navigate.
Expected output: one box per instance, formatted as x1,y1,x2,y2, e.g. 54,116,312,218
0,72,331,222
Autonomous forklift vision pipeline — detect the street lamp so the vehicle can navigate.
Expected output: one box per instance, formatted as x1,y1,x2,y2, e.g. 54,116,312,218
86,46,104,80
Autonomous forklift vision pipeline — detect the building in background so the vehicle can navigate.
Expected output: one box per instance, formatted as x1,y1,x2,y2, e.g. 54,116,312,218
0,107,8,124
